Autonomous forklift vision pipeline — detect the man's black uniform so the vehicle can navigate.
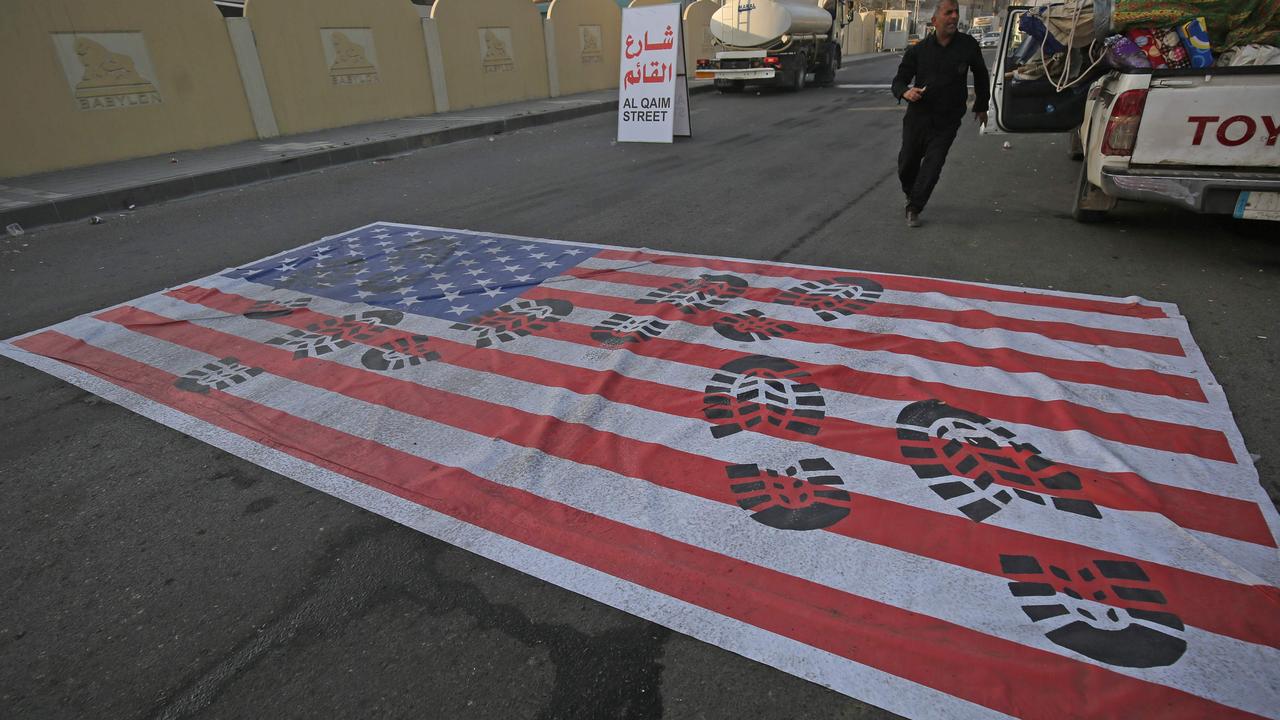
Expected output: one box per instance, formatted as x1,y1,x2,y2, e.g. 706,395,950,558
891,32,989,215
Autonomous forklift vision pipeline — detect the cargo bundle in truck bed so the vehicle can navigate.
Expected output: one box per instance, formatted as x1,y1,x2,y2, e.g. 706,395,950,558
1096,0,1280,50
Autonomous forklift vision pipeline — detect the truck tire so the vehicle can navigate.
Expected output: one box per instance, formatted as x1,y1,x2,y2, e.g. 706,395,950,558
815,47,838,86
789,61,807,92
1069,128,1084,161
716,79,745,93
1072,162,1110,223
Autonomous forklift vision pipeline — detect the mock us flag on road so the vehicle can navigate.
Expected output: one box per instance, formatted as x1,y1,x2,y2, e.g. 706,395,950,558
5,221,1279,719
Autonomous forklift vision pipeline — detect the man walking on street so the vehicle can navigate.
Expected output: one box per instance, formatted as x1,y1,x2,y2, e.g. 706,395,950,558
892,0,989,227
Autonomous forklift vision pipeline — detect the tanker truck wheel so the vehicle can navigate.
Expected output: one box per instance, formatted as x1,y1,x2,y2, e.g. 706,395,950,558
815,48,838,86
788,59,808,92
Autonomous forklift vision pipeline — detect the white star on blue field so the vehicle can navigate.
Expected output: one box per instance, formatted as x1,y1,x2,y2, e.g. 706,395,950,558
224,223,598,321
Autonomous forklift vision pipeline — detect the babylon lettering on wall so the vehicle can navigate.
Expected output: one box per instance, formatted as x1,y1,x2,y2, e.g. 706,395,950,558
480,27,516,73
322,28,380,86
51,33,163,112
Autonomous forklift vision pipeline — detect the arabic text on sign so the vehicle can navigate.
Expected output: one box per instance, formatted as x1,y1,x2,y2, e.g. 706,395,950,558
622,62,673,88
624,26,676,60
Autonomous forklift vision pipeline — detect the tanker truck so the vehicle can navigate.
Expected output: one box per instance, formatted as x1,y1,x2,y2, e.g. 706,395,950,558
694,0,850,92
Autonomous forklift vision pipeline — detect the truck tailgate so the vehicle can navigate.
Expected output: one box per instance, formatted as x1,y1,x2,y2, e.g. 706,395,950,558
1130,70,1280,168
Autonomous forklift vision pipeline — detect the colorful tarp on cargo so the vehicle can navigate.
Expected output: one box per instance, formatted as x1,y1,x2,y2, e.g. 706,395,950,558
4,222,1278,719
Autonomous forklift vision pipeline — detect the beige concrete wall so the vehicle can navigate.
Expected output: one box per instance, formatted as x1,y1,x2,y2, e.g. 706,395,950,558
245,0,434,136
546,0,621,96
0,0,257,179
862,12,878,54
431,0,549,111
683,0,720,72
842,11,877,55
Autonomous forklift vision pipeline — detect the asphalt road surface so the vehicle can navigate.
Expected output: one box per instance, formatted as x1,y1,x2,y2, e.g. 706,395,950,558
2,54,1277,720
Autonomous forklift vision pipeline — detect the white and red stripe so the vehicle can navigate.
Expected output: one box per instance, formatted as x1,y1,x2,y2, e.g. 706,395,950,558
4,222,1277,719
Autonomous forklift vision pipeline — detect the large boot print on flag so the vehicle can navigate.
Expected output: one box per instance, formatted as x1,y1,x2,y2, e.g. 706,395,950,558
243,296,312,320
999,554,1188,668
724,458,852,530
174,357,263,394
361,335,440,372
451,298,573,349
266,309,404,360
712,309,799,343
635,273,748,314
896,400,1101,522
590,313,671,345
775,276,884,322
703,355,826,439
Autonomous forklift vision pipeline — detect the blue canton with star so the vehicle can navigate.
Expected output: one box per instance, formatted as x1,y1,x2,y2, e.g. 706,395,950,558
223,223,599,320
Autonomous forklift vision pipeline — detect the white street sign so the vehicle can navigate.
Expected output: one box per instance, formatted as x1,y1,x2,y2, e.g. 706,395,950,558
617,4,691,143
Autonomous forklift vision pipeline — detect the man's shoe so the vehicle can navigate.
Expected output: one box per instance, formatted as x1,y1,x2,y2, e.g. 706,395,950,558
906,209,922,228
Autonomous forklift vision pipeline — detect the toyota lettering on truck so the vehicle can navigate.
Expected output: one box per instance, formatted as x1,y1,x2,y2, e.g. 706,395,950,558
983,0,1280,222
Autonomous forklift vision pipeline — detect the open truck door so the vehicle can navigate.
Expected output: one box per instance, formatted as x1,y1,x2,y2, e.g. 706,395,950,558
985,4,1092,134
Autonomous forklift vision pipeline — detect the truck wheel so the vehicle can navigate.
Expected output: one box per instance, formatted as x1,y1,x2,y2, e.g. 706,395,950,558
789,63,807,92
815,48,837,86
716,79,745,94
1068,128,1084,161
1072,162,1111,223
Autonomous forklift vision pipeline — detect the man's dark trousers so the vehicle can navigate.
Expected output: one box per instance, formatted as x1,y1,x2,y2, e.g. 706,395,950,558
899,113,958,214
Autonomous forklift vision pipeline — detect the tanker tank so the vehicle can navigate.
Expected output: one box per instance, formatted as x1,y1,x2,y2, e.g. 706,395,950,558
710,0,840,49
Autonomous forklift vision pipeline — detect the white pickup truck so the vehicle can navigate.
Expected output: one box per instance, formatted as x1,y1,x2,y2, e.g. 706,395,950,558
986,5,1280,222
